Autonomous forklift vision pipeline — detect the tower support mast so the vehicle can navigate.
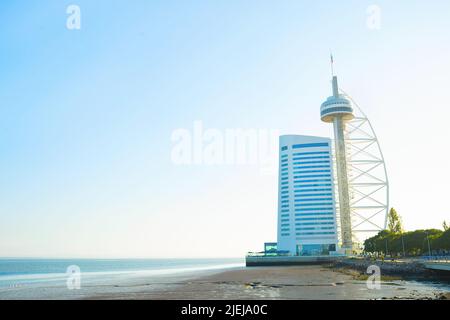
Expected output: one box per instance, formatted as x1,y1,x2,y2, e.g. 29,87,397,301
321,75,354,253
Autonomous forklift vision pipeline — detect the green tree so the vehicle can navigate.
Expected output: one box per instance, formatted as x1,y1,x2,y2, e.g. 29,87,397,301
364,229,445,256
387,208,403,233
434,229,450,250
443,220,449,231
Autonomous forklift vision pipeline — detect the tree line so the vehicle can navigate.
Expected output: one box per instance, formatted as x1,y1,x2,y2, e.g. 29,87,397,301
363,208,450,256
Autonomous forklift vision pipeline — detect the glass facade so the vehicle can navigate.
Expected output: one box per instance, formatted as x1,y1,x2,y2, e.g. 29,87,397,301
264,242,278,255
296,244,337,256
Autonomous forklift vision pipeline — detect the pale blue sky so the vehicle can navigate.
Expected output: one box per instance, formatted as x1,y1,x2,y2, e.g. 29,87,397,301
1,1,449,258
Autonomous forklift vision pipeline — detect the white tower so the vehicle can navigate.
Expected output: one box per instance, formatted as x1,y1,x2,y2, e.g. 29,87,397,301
321,75,354,252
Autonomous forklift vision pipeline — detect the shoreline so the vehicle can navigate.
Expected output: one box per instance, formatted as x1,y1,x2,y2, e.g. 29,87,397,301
86,264,450,300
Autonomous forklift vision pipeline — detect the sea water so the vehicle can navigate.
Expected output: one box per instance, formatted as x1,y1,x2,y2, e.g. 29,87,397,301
0,258,244,299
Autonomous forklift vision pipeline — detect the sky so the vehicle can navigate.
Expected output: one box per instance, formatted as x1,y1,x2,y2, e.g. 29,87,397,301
0,1,449,258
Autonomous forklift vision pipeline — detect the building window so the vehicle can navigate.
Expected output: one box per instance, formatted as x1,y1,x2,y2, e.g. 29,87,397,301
294,198,333,202
321,106,353,116
295,203,334,208
292,142,329,149
294,183,332,188
294,160,330,165
292,156,330,161
295,222,334,226
295,212,334,216
295,217,334,221
294,174,331,179
294,169,331,174
294,184,332,188
294,179,331,184
294,188,332,193
295,193,332,197
295,208,334,212
296,232,335,235
293,165,330,170
296,227,335,231
293,151,329,156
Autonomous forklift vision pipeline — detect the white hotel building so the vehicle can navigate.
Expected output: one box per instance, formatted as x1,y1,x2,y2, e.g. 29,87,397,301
277,135,338,256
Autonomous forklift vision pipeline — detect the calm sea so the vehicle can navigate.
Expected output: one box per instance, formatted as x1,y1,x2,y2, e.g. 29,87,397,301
0,258,244,289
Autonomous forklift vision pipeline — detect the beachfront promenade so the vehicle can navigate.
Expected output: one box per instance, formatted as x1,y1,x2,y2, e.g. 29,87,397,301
424,262,450,271
245,255,342,266
246,254,450,278
423,257,450,272
333,256,450,279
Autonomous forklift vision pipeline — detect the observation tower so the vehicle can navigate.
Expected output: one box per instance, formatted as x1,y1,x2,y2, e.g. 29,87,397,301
321,75,354,252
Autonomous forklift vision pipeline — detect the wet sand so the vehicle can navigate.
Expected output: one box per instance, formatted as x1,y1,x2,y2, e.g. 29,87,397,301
2,265,448,300
88,265,450,300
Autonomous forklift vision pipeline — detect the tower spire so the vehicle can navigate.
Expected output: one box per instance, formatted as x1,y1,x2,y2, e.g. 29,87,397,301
330,52,339,97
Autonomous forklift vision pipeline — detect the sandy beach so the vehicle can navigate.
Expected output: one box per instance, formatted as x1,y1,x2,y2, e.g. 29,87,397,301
87,265,450,300
1,263,449,300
